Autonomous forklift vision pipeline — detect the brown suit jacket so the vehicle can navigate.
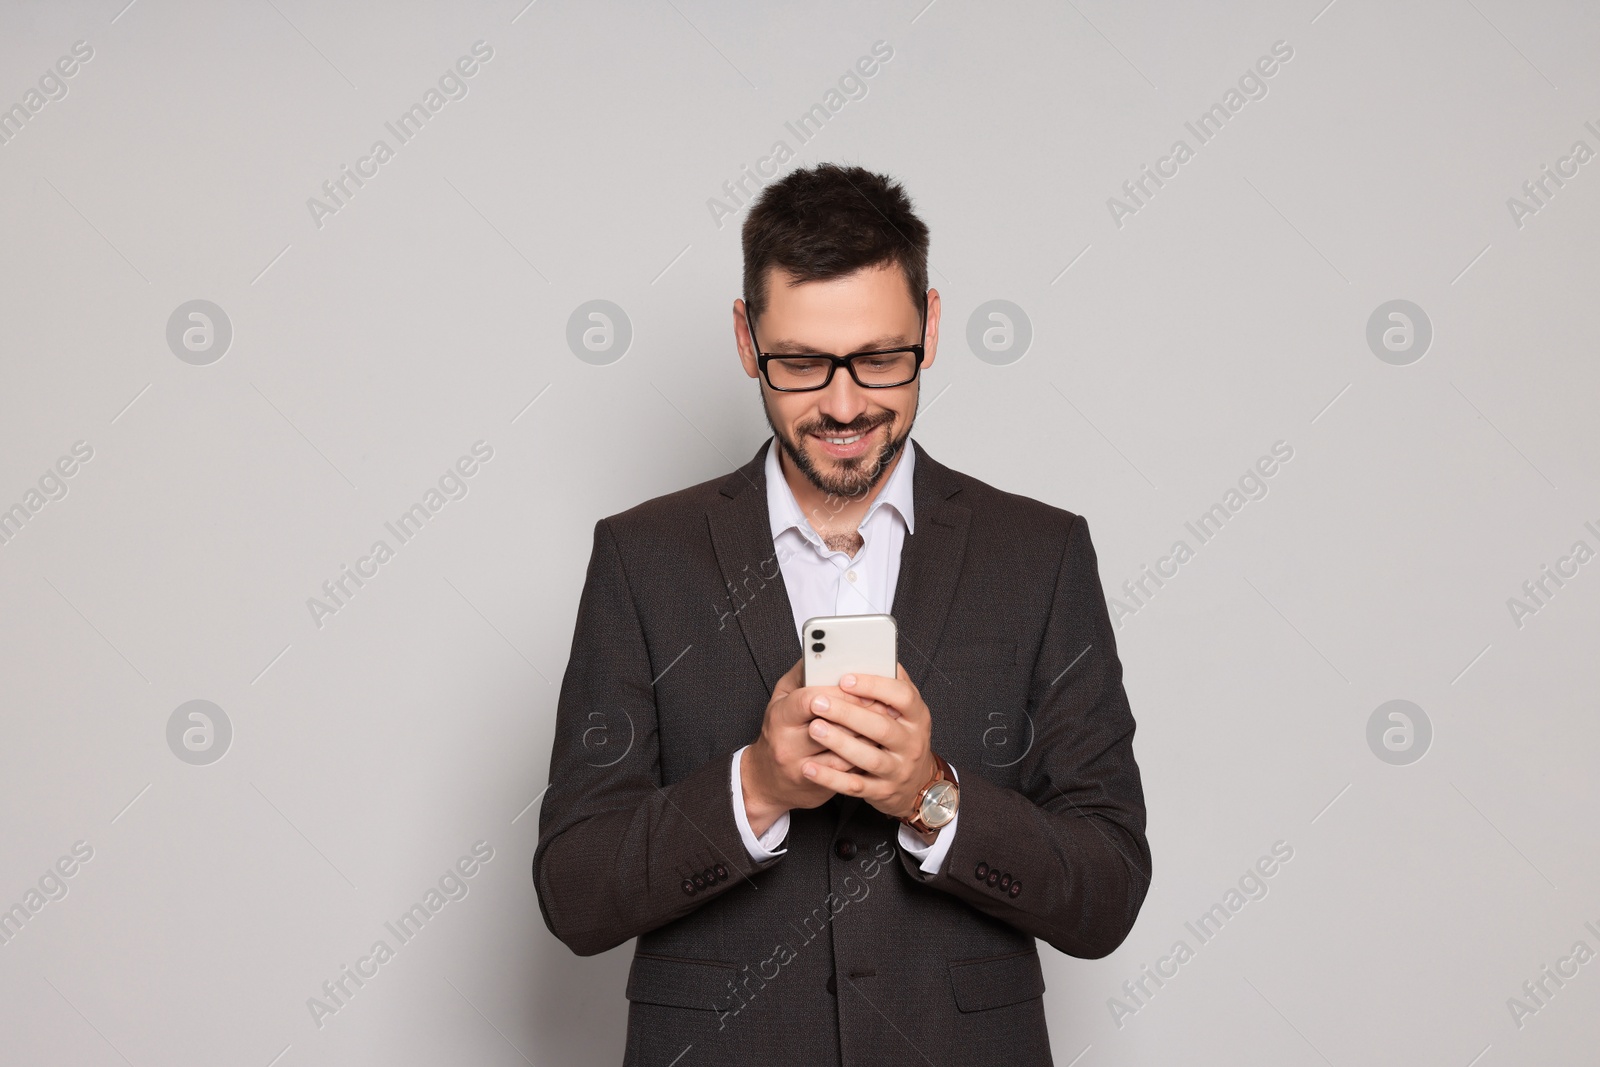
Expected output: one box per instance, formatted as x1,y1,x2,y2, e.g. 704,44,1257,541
534,438,1152,1066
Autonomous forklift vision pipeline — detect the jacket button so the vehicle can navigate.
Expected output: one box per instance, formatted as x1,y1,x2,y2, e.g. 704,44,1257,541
702,866,716,885
681,878,695,895
999,873,1012,891
986,869,1000,888
974,861,989,881
713,863,728,880
826,973,837,995
692,873,706,890
1009,880,1022,898
835,839,857,860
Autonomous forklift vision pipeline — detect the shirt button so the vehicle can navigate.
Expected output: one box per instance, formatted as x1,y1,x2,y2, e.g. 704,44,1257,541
846,570,858,582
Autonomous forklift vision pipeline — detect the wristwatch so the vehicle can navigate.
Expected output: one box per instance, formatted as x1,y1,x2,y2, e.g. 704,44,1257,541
900,754,959,834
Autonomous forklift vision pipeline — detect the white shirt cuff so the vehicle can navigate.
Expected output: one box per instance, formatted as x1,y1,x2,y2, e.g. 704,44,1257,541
898,760,959,875
731,745,789,860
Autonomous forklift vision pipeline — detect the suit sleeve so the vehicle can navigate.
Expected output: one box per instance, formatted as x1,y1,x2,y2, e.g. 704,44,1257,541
898,514,1152,959
533,519,782,956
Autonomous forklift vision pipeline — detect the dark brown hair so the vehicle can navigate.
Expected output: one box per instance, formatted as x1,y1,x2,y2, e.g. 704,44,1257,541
741,163,929,323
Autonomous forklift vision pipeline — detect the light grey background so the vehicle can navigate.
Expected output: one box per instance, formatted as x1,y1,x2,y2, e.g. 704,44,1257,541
2,0,1597,1064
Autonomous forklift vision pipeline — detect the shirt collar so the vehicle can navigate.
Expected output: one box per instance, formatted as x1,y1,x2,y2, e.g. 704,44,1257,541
765,435,917,542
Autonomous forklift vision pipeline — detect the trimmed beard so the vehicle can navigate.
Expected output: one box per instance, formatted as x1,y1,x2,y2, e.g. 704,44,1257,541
762,389,915,499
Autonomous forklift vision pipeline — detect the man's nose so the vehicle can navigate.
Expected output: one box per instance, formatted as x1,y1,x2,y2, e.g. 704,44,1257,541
817,366,868,425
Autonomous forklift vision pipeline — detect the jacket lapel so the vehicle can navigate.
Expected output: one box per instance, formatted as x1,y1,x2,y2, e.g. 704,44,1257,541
888,441,971,693
707,439,802,696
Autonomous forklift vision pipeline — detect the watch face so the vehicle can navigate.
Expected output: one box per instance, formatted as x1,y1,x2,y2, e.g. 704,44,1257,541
919,781,958,828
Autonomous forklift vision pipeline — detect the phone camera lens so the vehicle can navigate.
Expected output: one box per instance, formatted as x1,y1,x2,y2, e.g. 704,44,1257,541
811,629,825,639
811,642,825,653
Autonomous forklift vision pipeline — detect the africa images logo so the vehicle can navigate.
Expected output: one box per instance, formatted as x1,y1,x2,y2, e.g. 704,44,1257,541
1106,40,1294,228
306,41,495,230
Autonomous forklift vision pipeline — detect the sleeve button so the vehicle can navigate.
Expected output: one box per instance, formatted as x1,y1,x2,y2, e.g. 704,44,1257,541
1009,880,1022,898
681,878,696,895
999,873,1012,891
986,869,1000,888
974,861,989,881
714,863,728,880
692,873,706,890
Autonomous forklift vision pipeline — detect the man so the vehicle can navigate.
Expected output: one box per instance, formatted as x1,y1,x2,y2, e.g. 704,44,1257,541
534,164,1151,1065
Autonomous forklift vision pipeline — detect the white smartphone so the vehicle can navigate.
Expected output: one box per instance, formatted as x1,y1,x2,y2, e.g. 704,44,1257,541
802,613,898,688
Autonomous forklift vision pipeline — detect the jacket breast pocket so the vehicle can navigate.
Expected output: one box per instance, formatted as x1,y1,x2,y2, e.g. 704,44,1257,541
937,639,1018,672
947,949,1046,1012
625,953,737,1011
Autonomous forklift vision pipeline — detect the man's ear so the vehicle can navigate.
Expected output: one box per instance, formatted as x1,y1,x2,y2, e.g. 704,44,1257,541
733,298,759,379
922,289,941,370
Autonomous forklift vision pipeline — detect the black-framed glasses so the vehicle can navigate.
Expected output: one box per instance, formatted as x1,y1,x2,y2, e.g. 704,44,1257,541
745,293,928,392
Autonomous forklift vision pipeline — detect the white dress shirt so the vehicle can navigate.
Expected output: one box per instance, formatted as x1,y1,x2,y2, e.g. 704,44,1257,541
729,436,960,875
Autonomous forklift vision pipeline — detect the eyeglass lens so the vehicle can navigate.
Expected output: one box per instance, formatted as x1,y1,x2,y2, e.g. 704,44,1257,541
766,351,918,389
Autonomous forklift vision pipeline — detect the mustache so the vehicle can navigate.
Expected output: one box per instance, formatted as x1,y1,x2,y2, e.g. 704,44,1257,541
800,412,893,437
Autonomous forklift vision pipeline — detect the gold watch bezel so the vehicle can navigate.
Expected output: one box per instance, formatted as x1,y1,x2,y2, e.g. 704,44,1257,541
903,755,959,833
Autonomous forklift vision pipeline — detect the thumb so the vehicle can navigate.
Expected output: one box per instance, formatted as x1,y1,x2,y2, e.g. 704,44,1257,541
776,657,804,695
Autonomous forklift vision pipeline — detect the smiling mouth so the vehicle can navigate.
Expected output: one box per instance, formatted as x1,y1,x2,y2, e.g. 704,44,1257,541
812,422,879,443
805,422,887,462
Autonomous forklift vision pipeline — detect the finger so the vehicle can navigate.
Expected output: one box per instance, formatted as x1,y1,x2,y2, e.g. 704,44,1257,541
807,695,895,746
838,670,915,714
811,750,856,773
881,663,910,716
802,759,885,800
786,688,871,725
809,717,892,775
772,660,804,702
836,690,896,717
800,728,874,759
819,685,874,707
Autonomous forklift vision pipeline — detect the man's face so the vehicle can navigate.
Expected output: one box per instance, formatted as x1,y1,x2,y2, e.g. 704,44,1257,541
735,263,941,499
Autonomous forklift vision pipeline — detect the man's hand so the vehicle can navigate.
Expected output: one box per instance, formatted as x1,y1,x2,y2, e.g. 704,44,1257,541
741,658,873,836
799,663,939,826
